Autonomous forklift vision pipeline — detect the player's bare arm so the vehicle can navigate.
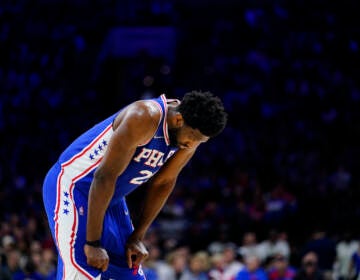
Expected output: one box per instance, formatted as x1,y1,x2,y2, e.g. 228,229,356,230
126,147,196,269
84,101,161,271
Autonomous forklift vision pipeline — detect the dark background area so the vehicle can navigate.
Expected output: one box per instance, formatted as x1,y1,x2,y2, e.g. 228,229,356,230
1,0,360,279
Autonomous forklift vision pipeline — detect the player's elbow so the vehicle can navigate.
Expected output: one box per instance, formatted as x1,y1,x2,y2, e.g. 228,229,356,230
93,168,117,186
150,176,176,191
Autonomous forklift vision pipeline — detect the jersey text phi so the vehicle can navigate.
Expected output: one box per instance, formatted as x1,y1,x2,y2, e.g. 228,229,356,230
57,94,177,206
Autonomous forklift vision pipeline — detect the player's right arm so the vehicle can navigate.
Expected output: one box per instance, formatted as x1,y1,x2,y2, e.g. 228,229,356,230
84,101,160,272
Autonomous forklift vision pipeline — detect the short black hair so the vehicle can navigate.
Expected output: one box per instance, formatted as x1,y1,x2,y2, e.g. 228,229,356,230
178,91,227,137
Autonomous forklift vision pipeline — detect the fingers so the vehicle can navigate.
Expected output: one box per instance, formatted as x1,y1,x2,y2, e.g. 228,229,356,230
101,260,109,272
100,249,109,272
126,249,149,268
132,254,141,268
126,249,133,268
128,249,149,268
87,256,108,270
126,240,149,268
85,247,109,271
132,251,149,267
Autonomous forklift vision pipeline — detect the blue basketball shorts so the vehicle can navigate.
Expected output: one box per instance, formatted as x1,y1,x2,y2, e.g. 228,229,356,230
43,162,146,280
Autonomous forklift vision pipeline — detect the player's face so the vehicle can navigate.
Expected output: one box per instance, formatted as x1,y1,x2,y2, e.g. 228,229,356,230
169,124,209,149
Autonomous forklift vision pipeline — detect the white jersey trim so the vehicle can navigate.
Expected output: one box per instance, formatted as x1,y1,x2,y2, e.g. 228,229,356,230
54,123,113,279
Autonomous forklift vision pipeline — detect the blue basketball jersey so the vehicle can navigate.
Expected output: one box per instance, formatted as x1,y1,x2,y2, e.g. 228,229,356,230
57,94,177,206
42,95,178,280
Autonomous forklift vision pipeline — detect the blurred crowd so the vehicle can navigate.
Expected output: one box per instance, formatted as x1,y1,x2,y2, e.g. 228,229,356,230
1,0,360,279
138,229,360,280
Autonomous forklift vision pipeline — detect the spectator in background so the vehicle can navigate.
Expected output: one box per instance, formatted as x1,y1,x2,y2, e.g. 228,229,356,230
257,230,290,264
334,232,358,280
235,255,267,280
207,228,230,256
29,248,43,278
248,188,266,222
264,184,297,225
0,255,12,280
294,252,324,280
209,253,226,280
350,245,360,280
6,249,24,279
329,166,351,194
238,232,261,260
180,251,210,280
268,254,296,280
13,258,44,280
166,247,190,280
302,230,336,276
41,248,56,280
2,235,15,254
222,243,244,280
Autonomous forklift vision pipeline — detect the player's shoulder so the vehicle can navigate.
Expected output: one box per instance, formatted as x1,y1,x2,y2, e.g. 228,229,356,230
113,99,162,132
132,99,162,118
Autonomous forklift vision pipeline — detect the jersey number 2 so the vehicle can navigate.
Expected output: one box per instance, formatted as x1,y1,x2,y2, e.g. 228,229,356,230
130,170,153,185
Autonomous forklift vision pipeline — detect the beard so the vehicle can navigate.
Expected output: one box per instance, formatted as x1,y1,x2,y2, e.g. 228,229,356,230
168,128,179,148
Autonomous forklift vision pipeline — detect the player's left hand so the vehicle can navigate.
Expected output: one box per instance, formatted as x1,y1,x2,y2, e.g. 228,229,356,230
125,234,149,269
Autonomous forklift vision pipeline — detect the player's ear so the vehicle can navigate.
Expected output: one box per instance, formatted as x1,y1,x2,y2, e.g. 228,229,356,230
174,112,184,128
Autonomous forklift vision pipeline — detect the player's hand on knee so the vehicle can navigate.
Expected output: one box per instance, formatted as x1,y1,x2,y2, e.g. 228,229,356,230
84,244,109,272
125,237,149,269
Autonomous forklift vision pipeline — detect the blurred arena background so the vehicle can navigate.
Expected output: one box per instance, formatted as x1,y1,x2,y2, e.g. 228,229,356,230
1,0,360,279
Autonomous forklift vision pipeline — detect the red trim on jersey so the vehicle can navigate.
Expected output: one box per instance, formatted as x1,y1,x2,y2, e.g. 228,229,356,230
69,157,103,279
55,157,103,279
160,94,170,145
54,124,112,279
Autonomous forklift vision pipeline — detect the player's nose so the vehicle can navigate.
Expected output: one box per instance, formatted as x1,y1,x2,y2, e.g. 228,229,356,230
180,140,200,150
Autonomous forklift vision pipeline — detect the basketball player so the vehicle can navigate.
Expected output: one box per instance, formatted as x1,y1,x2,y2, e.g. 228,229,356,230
42,91,227,279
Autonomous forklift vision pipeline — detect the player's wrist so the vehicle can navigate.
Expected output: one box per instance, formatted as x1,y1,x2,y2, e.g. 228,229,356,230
85,240,101,248
130,230,145,242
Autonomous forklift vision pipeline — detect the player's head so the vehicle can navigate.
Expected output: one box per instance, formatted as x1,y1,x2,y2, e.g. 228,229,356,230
169,91,227,149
